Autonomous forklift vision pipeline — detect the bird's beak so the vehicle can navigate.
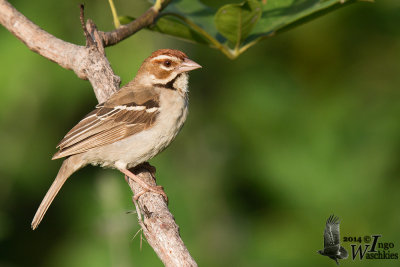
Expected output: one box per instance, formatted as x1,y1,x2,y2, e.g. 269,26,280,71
178,58,202,73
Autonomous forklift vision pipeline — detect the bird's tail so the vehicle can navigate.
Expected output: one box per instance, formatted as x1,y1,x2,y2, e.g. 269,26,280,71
339,246,349,259
31,155,84,230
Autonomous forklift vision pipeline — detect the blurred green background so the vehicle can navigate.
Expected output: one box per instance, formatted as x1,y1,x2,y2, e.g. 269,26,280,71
1,0,399,266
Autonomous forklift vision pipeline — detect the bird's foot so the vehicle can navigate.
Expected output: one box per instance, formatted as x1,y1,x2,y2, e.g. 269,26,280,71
120,168,168,203
134,185,167,203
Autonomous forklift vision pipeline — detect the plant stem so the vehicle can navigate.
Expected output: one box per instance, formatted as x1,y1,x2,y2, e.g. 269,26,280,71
107,0,120,28
160,12,236,59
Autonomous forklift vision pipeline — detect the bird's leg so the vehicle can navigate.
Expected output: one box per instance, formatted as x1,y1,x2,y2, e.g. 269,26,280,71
120,168,168,202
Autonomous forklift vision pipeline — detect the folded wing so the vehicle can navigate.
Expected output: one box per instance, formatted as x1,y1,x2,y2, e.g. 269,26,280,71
53,98,159,159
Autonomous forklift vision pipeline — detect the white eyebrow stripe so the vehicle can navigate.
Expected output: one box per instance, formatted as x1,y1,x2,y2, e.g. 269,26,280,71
151,55,178,61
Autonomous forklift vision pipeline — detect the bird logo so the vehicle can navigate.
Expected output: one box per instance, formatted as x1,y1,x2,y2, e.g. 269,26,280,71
318,215,348,265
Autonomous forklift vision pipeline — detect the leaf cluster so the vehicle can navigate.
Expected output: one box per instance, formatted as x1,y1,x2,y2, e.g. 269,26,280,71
118,0,359,59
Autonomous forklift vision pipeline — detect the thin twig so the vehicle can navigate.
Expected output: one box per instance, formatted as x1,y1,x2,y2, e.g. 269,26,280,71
80,4,94,47
100,0,171,46
159,12,235,59
0,1,197,266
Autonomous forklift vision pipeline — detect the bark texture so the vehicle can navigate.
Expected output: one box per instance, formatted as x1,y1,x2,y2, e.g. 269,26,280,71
0,0,196,266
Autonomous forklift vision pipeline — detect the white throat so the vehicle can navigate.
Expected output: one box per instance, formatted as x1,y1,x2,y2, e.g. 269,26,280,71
173,73,189,97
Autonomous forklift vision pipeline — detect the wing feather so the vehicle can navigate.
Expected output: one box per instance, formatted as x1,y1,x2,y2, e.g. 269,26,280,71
323,215,341,249
54,124,141,158
52,88,160,160
58,113,118,149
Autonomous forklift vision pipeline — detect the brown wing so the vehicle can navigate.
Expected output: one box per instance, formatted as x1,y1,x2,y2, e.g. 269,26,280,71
52,86,159,159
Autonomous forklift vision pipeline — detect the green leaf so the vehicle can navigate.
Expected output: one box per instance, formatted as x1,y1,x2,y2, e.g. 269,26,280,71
248,0,358,43
214,0,262,47
156,0,220,41
142,0,364,59
150,16,211,45
118,16,135,25
200,0,244,9
118,13,210,44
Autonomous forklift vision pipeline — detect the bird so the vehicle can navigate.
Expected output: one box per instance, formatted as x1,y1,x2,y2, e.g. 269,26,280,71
318,215,348,265
31,49,201,230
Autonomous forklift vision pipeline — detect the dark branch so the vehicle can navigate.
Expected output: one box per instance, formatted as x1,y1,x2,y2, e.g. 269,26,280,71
80,4,94,47
100,0,171,47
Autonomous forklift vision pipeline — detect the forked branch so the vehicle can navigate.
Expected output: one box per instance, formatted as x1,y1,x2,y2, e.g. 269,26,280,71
0,0,196,266
101,0,172,46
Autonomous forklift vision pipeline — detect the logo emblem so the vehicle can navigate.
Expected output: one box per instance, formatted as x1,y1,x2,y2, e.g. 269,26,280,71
318,215,348,265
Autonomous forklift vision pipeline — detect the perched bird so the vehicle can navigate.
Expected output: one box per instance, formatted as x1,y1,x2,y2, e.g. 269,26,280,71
318,215,348,265
31,49,201,230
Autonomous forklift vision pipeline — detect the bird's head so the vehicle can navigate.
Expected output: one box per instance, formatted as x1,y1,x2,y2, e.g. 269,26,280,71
136,49,201,89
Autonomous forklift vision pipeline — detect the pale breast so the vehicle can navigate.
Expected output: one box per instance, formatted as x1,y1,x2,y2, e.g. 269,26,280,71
82,88,188,169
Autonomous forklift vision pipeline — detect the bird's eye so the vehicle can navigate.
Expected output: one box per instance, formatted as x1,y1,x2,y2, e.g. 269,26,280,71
163,60,172,67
